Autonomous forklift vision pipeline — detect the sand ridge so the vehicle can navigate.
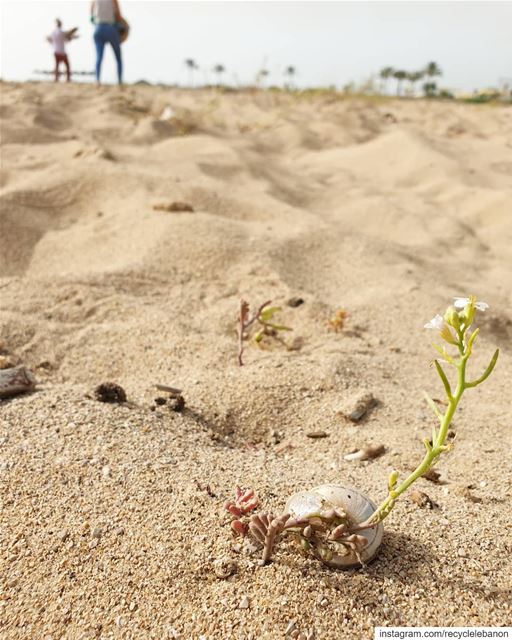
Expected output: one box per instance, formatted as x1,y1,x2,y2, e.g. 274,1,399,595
0,81,511,638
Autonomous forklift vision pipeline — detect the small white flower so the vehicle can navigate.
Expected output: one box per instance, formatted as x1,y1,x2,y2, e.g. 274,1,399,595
424,314,444,330
453,297,489,312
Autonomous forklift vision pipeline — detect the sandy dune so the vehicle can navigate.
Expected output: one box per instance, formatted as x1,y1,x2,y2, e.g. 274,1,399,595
1,81,511,638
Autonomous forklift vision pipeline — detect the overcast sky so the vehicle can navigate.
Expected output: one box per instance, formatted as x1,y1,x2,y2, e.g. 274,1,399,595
0,1,510,90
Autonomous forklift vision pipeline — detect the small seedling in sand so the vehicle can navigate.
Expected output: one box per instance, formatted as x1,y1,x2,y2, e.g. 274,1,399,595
225,295,498,567
327,308,349,332
237,299,292,366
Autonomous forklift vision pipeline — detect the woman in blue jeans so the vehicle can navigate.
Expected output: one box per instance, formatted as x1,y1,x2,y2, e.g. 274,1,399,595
91,0,124,85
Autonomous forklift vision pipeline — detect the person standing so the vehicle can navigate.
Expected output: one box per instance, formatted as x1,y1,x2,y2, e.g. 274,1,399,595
91,0,124,85
47,19,71,82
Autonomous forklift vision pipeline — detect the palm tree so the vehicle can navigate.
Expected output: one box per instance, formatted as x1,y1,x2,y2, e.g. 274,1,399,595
379,66,394,95
284,65,296,89
408,71,424,96
424,61,442,80
213,64,226,86
256,68,269,87
184,58,199,87
423,81,438,98
393,70,407,96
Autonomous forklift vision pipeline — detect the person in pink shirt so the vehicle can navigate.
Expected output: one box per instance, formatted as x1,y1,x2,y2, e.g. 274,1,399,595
47,19,73,82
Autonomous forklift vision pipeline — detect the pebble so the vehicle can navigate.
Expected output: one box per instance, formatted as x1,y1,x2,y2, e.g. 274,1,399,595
91,526,102,539
57,530,69,542
306,431,328,439
213,557,237,579
102,465,111,478
285,620,297,635
0,355,14,369
410,490,436,509
344,444,386,461
238,595,250,609
457,549,468,558
88,539,98,549
168,395,185,412
338,390,377,422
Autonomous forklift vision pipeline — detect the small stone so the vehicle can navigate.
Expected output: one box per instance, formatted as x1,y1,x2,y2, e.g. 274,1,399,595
287,336,304,351
102,466,111,478
238,595,250,609
338,391,377,422
422,468,442,484
457,549,468,558
88,539,98,549
344,444,386,461
213,557,237,579
454,485,482,503
287,297,304,308
94,382,126,403
114,526,125,536
306,431,329,439
115,616,124,627
440,519,450,526
129,602,137,612
168,395,185,412
153,201,194,213
269,429,283,445
154,397,167,406
410,490,436,509
0,355,14,369
91,526,102,539
57,530,69,542
285,620,297,636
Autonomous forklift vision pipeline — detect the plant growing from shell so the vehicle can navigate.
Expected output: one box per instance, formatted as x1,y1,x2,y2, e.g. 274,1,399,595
225,296,499,568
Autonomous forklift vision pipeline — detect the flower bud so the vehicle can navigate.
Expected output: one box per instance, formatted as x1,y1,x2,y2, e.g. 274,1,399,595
443,306,460,330
457,295,476,327
388,470,399,492
439,322,458,345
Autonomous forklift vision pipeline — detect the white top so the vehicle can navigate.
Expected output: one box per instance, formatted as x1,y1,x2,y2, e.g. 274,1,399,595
49,28,66,54
94,0,116,24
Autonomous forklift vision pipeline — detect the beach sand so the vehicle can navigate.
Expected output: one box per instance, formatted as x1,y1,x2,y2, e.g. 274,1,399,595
1,81,511,639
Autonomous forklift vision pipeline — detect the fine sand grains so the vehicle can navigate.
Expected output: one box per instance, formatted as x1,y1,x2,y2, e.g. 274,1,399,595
1,82,511,638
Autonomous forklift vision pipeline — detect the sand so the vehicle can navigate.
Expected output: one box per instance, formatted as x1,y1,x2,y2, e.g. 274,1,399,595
0,81,511,639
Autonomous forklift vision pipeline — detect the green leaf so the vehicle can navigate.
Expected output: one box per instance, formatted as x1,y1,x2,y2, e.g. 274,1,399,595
422,390,443,422
464,327,479,357
259,307,282,323
434,360,453,400
432,343,456,365
267,323,292,332
465,348,499,388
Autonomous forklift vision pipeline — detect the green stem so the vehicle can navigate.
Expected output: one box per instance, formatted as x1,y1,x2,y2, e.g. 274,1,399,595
348,308,499,535
356,334,470,531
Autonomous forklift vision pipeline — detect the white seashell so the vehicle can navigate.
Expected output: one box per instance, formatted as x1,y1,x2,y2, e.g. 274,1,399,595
285,484,383,568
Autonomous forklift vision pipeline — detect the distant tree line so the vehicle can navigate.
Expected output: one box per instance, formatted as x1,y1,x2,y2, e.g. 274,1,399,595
181,58,452,99
182,59,298,89
379,62,443,97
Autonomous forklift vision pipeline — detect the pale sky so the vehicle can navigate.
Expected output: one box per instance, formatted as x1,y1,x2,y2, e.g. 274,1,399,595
0,0,510,91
